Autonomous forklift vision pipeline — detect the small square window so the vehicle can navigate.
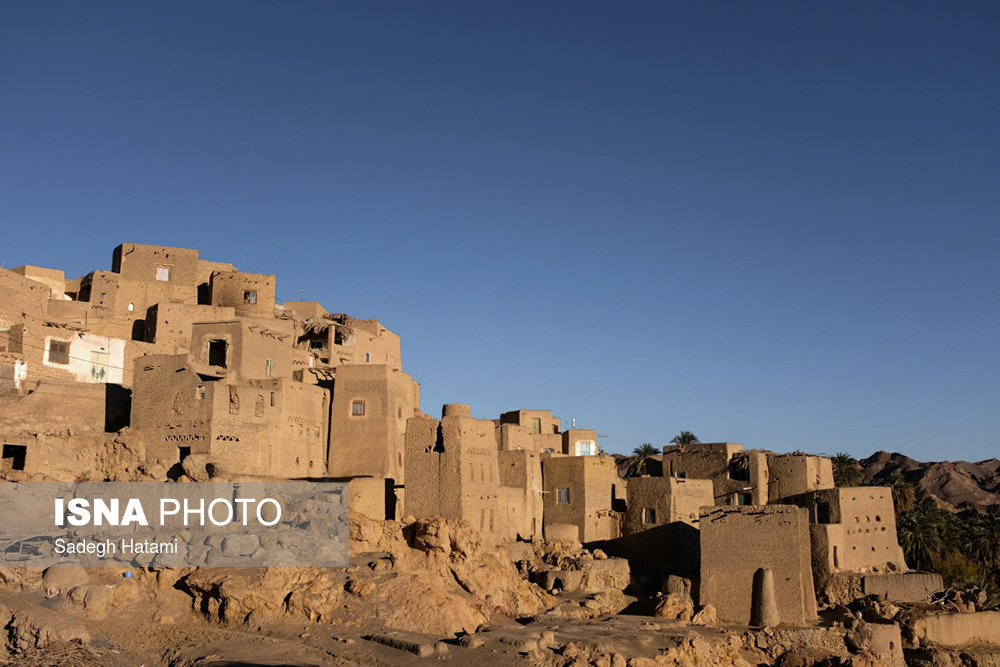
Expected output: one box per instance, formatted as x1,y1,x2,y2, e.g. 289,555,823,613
351,400,366,417
556,488,569,504
243,290,257,305
643,508,656,524
309,340,324,351
738,493,753,505
156,266,171,282
48,340,70,364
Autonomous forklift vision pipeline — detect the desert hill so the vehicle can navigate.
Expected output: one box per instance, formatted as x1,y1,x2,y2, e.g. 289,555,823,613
860,450,1000,512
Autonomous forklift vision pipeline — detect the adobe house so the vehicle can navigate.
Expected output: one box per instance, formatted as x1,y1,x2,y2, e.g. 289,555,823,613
662,443,835,506
290,308,403,373
497,445,545,541
561,428,598,456
209,270,276,317
113,243,201,285
662,442,769,505
405,404,538,540
1,268,140,391
10,265,68,301
699,504,818,626
188,319,295,382
37,330,126,385
622,475,713,573
132,353,328,478
542,454,625,544
143,302,237,351
625,476,713,533
67,244,234,343
327,364,420,488
0,382,110,479
784,486,907,579
766,453,835,502
498,409,562,453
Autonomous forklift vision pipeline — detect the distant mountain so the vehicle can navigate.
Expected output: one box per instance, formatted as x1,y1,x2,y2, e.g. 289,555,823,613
860,451,1000,512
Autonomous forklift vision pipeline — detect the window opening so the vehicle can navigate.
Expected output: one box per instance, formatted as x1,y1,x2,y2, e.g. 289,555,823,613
208,340,227,367
2,444,27,471
48,340,70,364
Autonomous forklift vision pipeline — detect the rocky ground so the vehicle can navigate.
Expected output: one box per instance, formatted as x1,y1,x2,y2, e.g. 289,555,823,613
1,514,998,666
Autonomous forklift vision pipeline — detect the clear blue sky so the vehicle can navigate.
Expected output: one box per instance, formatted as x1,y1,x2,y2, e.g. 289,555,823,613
2,2,998,462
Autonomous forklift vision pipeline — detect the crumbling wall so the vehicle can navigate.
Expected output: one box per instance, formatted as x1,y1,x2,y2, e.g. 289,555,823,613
863,572,943,602
131,354,214,466
910,611,1000,648
403,409,537,540
404,415,445,519
0,381,105,434
700,504,817,626
662,442,767,505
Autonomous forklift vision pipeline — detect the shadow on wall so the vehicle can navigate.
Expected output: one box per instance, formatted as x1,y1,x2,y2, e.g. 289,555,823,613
591,521,702,596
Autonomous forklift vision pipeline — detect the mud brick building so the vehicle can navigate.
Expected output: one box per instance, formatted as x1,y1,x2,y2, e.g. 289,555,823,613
0,242,935,629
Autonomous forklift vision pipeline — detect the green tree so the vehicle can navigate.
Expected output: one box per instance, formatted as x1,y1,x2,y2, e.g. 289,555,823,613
626,443,659,478
934,550,984,590
831,452,862,487
876,472,917,512
898,499,949,570
968,514,1000,574
669,431,699,446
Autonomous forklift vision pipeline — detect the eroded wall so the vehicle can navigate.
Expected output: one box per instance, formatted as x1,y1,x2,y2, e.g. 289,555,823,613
700,504,817,626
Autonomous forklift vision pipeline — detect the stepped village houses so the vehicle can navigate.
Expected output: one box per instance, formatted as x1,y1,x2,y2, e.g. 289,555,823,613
0,243,941,627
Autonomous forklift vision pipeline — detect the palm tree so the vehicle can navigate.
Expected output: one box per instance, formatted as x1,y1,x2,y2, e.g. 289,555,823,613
831,452,862,487
670,431,699,446
898,499,948,570
968,514,1000,573
885,472,916,513
626,443,659,478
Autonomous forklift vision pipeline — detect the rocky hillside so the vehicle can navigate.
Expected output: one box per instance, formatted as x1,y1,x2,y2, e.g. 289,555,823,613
860,451,1000,512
